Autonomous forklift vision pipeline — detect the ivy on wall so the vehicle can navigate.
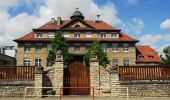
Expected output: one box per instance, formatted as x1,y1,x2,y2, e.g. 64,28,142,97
83,41,110,66
47,31,72,65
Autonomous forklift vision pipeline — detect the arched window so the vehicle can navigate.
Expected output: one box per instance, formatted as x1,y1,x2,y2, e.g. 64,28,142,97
75,25,80,28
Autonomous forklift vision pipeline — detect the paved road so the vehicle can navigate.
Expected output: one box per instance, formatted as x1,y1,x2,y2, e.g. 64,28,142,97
1,96,170,100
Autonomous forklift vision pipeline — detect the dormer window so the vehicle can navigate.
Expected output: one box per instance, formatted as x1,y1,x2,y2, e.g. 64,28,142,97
99,32,107,38
148,53,154,58
64,32,70,38
36,32,42,38
48,32,54,38
138,54,144,58
86,32,92,38
112,33,119,38
74,32,80,38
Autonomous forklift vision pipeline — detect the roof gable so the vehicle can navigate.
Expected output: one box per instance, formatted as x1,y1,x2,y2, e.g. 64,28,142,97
61,18,94,29
136,46,161,63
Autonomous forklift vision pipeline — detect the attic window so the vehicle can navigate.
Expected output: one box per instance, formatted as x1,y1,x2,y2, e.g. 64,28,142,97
36,32,42,38
112,33,119,38
148,53,154,58
75,25,80,28
138,54,144,58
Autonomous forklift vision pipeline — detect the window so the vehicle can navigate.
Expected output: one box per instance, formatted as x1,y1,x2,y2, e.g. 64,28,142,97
36,32,42,38
64,32,70,38
24,46,30,53
35,58,42,66
24,58,30,66
47,44,52,50
99,32,107,38
85,44,91,51
112,33,119,38
35,45,42,52
75,25,80,28
112,58,118,66
123,58,130,66
101,44,107,52
48,32,54,38
123,44,129,52
112,44,118,52
74,45,80,52
86,32,92,38
74,32,80,38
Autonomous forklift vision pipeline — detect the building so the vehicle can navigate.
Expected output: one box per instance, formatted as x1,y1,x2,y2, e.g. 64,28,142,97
0,45,16,58
14,10,161,67
0,46,16,65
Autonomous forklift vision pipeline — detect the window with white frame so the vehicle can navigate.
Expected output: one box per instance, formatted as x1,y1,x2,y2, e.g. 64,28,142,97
24,58,30,66
74,45,80,52
123,44,129,52
35,58,42,66
99,32,107,38
74,32,80,38
112,58,118,66
112,33,119,38
35,45,42,52
123,58,130,66
48,32,54,38
86,32,92,38
64,32,70,38
36,32,42,38
112,44,118,52
24,46,31,53
101,44,107,52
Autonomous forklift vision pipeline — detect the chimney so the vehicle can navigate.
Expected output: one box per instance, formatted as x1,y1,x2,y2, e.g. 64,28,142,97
57,16,61,26
51,18,55,23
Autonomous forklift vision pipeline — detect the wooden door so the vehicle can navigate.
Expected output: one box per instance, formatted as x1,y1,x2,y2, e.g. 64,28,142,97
64,61,90,95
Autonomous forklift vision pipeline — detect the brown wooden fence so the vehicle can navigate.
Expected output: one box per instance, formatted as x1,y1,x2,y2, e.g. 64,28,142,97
119,65,170,81
0,66,35,81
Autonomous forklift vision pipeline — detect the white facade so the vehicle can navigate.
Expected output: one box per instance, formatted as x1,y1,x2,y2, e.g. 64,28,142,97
0,46,16,58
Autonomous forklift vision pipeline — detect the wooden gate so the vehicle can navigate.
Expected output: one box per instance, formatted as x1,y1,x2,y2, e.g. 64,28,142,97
64,61,90,95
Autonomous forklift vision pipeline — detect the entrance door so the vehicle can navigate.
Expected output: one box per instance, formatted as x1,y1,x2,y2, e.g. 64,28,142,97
64,60,90,95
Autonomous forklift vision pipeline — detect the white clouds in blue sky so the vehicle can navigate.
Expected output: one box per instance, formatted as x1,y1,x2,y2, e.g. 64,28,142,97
119,18,144,34
0,0,169,54
160,19,170,29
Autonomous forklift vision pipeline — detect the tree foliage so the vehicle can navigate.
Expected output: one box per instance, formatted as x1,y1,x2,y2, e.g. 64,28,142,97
160,46,170,65
83,41,110,66
47,31,72,65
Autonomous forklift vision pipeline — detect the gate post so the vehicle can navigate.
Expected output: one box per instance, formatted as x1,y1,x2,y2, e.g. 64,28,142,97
34,66,44,97
54,50,64,95
90,52,100,96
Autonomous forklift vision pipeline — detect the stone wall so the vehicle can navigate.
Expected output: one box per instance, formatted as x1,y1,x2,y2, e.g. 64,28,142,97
0,81,34,97
95,66,170,97
117,81,170,97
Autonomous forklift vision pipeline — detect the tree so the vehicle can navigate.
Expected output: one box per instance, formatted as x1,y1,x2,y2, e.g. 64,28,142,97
83,41,110,66
47,31,72,65
160,46,170,64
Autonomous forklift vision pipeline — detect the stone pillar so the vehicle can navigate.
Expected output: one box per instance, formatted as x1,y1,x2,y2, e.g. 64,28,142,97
53,50,64,95
110,67,120,97
90,53,100,96
34,66,44,96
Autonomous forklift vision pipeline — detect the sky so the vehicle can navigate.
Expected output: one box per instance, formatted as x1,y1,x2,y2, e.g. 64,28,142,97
0,0,170,55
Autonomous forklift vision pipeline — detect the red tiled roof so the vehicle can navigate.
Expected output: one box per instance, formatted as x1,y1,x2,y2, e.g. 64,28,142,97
37,20,114,30
136,46,161,63
14,19,138,42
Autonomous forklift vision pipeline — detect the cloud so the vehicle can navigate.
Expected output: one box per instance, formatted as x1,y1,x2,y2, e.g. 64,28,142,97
160,19,170,29
0,0,121,46
139,34,170,54
119,18,144,34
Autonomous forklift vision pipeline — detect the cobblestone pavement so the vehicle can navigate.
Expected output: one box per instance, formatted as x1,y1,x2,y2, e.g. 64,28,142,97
1,96,170,100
